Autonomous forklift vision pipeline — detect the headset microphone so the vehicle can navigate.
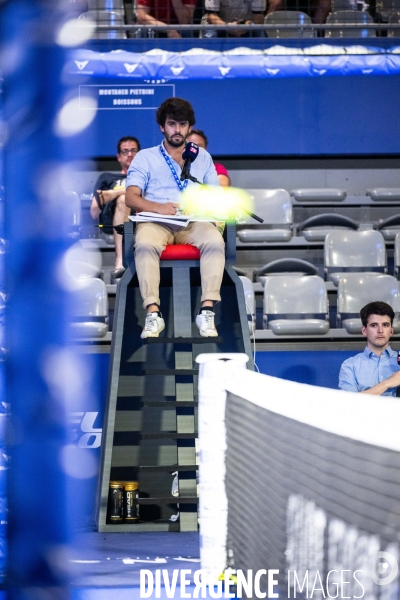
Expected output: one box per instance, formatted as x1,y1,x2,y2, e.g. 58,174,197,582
180,142,199,181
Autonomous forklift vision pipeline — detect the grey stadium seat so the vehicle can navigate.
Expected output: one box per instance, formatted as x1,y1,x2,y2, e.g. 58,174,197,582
325,10,376,37
264,11,314,38
291,188,347,202
239,276,256,334
367,188,400,201
337,274,400,333
237,189,292,243
263,275,329,335
374,214,400,241
298,213,359,242
79,10,127,38
324,230,386,286
69,277,109,338
63,243,108,338
63,242,103,280
255,258,318,286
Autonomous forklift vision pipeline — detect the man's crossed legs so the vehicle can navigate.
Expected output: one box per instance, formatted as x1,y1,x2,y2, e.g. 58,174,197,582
134,221,225,338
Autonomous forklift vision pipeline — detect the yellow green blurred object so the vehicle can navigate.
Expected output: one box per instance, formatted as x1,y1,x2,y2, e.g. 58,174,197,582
218,571,237,585
182,185,253,221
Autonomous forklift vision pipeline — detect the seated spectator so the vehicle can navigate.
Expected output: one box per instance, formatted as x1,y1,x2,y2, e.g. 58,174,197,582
203,0,266,36
186,129,231,186
90,136,140,283
135,0,196,38
338,301,400,396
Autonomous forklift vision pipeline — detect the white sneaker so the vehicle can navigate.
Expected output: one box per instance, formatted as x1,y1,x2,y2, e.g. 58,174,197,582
171,472,179,497
195,310,218,337
141,312,165,339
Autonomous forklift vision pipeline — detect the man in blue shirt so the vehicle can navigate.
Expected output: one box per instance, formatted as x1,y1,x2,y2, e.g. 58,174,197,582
125,97,224,339
339,301,400,396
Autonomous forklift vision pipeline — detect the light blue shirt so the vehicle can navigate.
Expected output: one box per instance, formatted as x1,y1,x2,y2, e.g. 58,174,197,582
126,141,220,205
338,346,399,396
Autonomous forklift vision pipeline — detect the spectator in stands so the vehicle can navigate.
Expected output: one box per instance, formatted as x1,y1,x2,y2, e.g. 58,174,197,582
135,0,197,38
266,0,330,24
90,136,141,283
203,0,266,36
125,97,224,339
186,129,231,187
338,301,400,396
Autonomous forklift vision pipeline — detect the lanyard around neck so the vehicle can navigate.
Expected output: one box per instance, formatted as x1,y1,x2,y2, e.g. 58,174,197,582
159,144,188,192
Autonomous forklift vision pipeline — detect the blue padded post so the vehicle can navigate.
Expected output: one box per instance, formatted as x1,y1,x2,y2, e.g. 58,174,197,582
1,0,84,594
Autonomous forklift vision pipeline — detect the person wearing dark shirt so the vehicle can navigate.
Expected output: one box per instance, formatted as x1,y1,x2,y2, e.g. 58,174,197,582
90,136,140,282
203,0,266,36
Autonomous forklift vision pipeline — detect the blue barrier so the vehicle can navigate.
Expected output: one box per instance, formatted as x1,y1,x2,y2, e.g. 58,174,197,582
0,65,7,585
1,0,97,594
69,45,400,80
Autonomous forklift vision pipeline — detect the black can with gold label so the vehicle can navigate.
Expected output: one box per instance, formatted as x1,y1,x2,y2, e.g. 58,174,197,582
124,481,139,522
108,482,124,521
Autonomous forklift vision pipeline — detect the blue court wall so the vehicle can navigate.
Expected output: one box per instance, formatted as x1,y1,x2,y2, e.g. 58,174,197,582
91,349,353,390
75,75,400,157
255,350,354,388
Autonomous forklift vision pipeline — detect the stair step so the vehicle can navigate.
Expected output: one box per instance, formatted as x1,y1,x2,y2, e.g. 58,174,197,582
143,369,198,376
139,465,197,472
138,496,198,505
141,432,196,440
114,432,197,444
144,337,222,344
141,401,198,408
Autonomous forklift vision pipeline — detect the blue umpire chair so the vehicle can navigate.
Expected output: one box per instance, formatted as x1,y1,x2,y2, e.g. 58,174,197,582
97,220,253,532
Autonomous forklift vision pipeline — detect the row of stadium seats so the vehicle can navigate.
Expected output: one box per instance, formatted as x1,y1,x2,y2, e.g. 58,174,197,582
72,0,400,20
239,230,400,282
75,186,400,247
73,3,400,38
241,272,400,335
65,228,400,339
291,187,400,201
238,191,400,244
79,10,400,39
67,270,400,340
264,9,400,38
66,186,400,339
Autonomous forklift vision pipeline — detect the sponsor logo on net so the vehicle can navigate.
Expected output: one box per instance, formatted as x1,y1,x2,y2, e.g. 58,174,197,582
372,551,399,586
139,553,399,599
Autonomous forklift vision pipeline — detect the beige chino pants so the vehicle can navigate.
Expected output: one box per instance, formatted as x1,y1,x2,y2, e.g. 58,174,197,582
134,221,225,309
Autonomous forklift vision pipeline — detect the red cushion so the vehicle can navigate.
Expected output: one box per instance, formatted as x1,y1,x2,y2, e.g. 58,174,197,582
160,244,200,260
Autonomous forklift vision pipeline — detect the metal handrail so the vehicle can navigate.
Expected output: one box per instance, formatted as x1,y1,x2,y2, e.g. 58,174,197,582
88,22,400,31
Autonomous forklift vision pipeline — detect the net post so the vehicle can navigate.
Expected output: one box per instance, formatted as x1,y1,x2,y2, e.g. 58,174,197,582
196,354,248,576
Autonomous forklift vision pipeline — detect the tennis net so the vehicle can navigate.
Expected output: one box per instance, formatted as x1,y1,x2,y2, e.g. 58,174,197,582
197,354,400,600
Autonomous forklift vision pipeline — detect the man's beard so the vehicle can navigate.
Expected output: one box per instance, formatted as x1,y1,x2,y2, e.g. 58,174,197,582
164,132,186,148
